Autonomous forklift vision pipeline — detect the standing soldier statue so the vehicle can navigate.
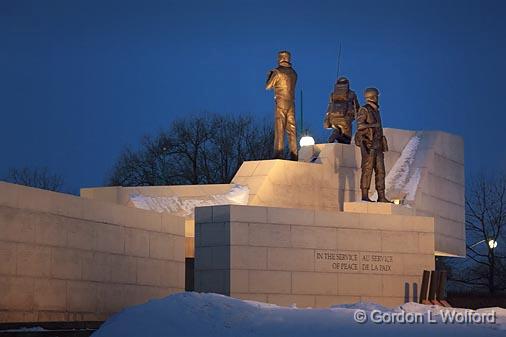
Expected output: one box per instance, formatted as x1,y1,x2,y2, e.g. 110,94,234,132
266,51,298,161
355,87,392,203
323,76,359,144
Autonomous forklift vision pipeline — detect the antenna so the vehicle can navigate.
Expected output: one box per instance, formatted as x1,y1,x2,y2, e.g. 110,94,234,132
299,89,303,135
336,43,342,79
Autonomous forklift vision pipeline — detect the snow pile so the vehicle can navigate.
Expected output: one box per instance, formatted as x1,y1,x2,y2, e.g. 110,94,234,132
92,292,505,337
385,133,424,202
128,185,249,217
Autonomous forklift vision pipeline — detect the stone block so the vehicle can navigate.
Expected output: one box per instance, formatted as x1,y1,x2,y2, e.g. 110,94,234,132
230,205,268,223
125,228,149,257
33,279,67,311
267,247,314,271
231,246,267,270
267,207,314,226
110,254,137,284
17,244,51,277
149,232,174,260
336,228,382,251
198,222,229,247
381,231,419,253
253,160,278,176
96,224,125,254
194,246,213,270
341,144,360,168
0,276,34,311
248,223,290,247
401,254,434,275
233,161,259,177
338,273,382,296
160,260,179,287
248,271,291,294
343,202,368,214
50,247,82,280
67,281,97,312
161,213,185,236
290,226,337,249
267,294,315,308
230,270,249,293
292,272,338,295
67,219,96,251
81,251,111,282
209,246,229,269
314,210,360,228
97,284,129,314
0,241,16,275
418,232,435,254
0,206,36,243
195,270,229,294
35,213,68,247
136,258,162,286
173,236,186,262
195,206,213,224
230,222,249,245
230,292,267,303
0,182,20,207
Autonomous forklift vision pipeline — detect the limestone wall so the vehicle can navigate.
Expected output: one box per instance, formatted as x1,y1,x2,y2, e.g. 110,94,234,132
194,204,434,308
232,128,465,256
0,182,185,322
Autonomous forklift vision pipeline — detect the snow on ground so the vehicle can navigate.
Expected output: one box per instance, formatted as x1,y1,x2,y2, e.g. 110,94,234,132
92,292,506,337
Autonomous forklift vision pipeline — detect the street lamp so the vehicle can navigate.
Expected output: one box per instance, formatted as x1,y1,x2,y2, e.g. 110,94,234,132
469,239,498,249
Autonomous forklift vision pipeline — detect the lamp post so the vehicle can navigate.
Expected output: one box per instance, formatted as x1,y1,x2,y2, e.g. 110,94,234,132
469,239,498,250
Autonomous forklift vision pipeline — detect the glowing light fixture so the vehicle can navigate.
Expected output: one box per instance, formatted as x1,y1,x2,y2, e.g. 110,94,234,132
392,199,401,205
300,135,315,147
488,239,498,249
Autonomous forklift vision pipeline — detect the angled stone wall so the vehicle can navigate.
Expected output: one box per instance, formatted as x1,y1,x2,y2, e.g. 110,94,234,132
0,182,185,322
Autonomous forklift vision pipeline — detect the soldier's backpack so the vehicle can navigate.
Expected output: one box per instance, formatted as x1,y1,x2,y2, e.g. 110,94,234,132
327,81,350,117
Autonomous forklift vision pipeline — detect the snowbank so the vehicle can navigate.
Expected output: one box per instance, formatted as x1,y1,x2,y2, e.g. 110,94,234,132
92,292,505,337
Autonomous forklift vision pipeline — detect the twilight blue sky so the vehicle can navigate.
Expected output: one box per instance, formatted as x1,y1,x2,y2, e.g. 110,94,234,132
1,0,505,193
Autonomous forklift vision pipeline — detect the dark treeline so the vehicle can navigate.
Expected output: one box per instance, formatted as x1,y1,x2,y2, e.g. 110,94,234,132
107,113,274,186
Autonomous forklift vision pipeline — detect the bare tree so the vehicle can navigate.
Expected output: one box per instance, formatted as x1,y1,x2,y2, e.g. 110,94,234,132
107,113,274,186
4,167,65,192
448,174,506,294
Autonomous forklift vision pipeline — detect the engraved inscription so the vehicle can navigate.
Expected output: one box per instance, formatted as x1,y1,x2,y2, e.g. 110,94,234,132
315,250,394,274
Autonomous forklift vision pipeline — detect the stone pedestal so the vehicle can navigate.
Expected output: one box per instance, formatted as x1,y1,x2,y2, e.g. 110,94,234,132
194,204,435,308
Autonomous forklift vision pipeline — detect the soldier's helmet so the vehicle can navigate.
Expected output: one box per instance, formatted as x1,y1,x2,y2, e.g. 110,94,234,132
336,77,349,85
364,87,379,98
277,51,291,65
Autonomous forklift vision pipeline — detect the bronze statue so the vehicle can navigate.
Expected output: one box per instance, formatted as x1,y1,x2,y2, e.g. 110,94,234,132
323,76,359,144
266,51,298,161
355,87,392,203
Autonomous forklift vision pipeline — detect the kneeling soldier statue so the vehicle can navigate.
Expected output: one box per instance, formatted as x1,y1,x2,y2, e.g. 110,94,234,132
355,87,392,203
323,76,359,144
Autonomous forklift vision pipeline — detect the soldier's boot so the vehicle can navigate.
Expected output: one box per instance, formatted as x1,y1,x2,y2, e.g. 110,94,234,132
328,129,339,143
361,189,374,202
377,190,393,203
